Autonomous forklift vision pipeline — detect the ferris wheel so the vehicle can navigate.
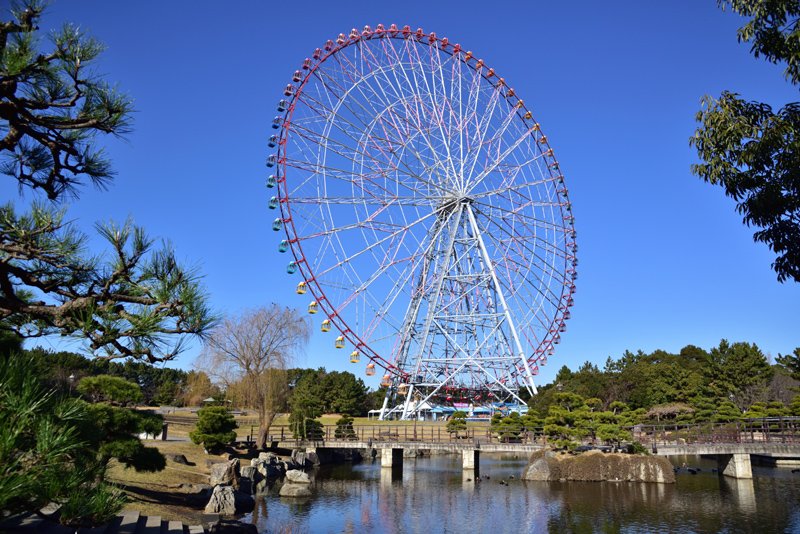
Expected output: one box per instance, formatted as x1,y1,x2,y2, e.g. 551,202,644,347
268,24,577,419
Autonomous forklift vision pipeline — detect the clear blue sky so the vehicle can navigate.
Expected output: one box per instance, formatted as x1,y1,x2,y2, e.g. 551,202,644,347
9,0,800,389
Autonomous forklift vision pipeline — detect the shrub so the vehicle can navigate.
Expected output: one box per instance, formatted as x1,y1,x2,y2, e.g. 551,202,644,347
626,441,649,455
447,411,468,437
0,356,126,524
334,414,357,440
190,406,237,452
304,419,324,440
494,412,524,442
59,482,127,527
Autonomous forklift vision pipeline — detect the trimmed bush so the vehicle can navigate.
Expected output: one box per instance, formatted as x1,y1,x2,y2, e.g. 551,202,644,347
446,411,467,437
190,406,237,452
334,414,357,440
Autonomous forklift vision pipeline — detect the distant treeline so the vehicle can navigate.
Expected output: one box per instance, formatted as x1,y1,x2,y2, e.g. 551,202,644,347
20,347,190,406
16,339,800,422
19,347,383,415
528,340,800,422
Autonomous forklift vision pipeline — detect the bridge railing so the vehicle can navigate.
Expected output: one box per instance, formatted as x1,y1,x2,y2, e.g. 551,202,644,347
258,424,548,447
635,417,800,448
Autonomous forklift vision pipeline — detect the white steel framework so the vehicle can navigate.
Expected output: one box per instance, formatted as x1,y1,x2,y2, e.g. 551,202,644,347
268,25,578,420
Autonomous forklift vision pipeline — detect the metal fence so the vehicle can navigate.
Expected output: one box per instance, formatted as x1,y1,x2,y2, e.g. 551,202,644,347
635,417,800,448
163,415,800,448
256,424,548,446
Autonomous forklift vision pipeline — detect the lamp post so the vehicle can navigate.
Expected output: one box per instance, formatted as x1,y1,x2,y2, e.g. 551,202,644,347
68,373,75,395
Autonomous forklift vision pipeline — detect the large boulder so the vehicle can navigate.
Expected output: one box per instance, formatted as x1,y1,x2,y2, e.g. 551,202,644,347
240,465,257,480
167,453,191,465
285,469,311,484
290,449,308,467
305,450,320,466
205,485,237,515
210,459,240,487
522,450,555,481
258,452,280,464
283,460,300,471
204,484,254,515
521,449,675,483
254,460,284,479
279,483,312,497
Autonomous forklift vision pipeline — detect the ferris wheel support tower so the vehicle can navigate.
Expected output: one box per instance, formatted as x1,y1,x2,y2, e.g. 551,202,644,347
267,24,578,422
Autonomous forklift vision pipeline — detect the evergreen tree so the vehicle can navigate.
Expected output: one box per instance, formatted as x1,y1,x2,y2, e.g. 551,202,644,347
322,371,368,415
446,411,467,438
0,1,214,363
0,356,127,524
334,414,357,440
288,371,324,439
789,395,800,416
190,406,237,452
776,348,800,381
706,340,773,407
77,375,143,406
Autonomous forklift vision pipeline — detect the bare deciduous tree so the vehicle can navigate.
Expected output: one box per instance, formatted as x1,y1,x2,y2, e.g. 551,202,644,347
196,305,310,449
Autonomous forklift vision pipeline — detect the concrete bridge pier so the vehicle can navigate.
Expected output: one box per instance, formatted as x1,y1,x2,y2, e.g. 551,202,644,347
462,449,480,476
717,453,753,479
381,447,404,469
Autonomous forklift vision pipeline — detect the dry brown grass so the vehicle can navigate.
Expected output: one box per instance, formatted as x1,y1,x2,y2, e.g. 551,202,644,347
106,440,230,525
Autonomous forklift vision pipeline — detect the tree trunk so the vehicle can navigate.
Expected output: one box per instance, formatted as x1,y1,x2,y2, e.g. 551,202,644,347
256,409,277,449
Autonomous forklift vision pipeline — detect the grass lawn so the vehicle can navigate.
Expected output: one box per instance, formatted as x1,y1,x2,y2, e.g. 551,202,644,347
111,411,493,524
106,440,229,525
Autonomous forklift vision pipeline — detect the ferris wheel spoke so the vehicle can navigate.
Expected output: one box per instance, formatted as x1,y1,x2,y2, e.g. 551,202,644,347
466,121,541,195
408,40,460,183
472,208,568,291
313,208,440,280
289,195,436,206
381,38,456,188
481,216,571,284
340,243,428,341
463,68,504,185
479,229,566,308
301,70,412,170
480,212,568,259
356,42,462,194
275,29,575,412
327,46,435,171
471,174,561,200
307,66,455,198
496,253,564,309
293,91,411,176
472,198,570,234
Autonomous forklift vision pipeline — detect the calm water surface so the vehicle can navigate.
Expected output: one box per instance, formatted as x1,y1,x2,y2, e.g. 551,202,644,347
243,454,800,533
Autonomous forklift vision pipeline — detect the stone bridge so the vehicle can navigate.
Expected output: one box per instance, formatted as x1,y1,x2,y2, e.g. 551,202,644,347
260,418,800,479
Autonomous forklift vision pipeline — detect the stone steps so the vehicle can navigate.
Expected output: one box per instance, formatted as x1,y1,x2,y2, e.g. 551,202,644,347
0,510,208,533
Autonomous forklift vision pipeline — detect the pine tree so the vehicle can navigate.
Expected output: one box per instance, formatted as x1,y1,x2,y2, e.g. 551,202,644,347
0,2,214,362
190,406,238,452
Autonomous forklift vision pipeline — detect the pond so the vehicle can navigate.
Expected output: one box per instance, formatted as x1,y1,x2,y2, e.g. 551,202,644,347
242,453,800,533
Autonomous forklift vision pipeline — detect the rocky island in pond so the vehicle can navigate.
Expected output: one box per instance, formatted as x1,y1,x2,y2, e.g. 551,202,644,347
522,450,675,483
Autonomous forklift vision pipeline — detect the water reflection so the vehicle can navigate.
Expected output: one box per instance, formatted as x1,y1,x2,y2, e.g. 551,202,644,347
242,454,800,533
720,477,756,514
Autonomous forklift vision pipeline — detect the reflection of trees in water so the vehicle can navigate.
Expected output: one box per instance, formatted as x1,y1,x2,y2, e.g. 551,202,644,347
546,468,798,534
244,455,800,533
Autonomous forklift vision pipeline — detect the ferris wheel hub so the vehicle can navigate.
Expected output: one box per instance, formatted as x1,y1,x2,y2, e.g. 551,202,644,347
269,25,578,420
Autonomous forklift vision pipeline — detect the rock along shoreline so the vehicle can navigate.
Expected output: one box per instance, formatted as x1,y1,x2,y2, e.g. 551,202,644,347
521,449,676,483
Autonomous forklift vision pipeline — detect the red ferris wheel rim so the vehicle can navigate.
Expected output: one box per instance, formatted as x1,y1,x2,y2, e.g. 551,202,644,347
270,24,577,379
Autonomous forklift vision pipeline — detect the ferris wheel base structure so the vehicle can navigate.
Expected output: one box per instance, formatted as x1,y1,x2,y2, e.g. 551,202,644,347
267,24,578,422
